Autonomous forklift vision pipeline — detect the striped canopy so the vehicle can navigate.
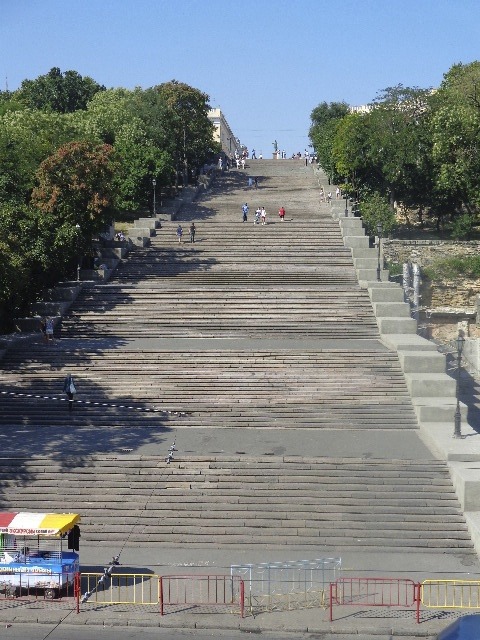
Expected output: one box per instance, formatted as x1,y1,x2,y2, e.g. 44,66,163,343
0,512,80,536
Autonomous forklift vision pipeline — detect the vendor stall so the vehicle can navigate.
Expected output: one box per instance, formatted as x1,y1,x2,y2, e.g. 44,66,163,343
0,512,80,599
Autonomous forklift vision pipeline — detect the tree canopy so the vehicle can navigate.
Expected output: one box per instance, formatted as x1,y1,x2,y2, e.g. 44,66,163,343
0,68,218,331
310,62,480,235
15,67,106,113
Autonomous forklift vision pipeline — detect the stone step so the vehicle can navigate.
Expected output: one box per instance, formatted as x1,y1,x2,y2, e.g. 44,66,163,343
0,455,472,552
1,161,474,560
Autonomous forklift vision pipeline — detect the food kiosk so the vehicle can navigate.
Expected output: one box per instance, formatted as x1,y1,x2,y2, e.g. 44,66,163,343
0,512,80,598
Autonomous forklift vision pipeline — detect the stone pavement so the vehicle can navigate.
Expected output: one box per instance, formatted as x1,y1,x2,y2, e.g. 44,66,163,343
0,159,479,638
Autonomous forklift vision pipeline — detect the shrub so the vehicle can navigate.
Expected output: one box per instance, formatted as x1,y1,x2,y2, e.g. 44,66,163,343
450,213,475,240
423,255,480,280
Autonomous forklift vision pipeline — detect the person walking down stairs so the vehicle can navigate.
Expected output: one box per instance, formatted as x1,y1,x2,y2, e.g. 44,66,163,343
176,225,183,243
189,222,196,243
63,374,76,412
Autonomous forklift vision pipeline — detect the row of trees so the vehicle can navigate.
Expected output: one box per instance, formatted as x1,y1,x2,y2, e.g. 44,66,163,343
309,61,480,237
0,68,218,331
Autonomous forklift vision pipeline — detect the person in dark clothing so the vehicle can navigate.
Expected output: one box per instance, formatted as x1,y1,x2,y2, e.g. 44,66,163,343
189,222,196,243
63,374,76,412
40,317,47,343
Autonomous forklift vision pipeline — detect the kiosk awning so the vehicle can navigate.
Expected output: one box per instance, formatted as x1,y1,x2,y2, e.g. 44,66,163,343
0,512,80,536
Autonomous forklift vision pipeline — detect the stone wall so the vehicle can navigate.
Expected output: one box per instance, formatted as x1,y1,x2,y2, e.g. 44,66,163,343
383,240,480,309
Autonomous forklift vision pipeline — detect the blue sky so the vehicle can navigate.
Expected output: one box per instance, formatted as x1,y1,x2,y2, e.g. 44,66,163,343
2,0,480,155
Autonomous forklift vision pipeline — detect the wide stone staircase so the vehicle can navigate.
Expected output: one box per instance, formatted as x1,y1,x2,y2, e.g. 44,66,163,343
0,455,472,553
0,159,476,558
0,347,419,430
60,222,377,339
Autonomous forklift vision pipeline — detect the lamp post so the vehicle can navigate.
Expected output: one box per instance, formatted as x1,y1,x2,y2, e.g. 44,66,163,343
453,333,465,438
75,224,81,282
152,178,157,216
376,223,383,281
344,193,349,217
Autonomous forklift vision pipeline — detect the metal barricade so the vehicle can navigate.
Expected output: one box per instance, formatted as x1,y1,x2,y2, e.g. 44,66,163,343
159,575,244,617
329,577,418,622
232,557,341,613
421,580,480,610
80,572,160,606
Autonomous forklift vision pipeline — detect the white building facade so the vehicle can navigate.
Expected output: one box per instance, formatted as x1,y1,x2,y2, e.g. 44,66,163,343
208,108,241,156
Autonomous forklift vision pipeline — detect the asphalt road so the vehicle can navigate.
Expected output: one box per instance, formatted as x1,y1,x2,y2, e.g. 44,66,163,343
0,623,396,640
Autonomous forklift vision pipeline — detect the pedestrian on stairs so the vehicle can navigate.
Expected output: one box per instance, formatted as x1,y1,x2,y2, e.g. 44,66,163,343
279,206,285,221
176,225,183,243
189,222,196,243
261,207,267,225
39,317,48,343
45,317,54,343
63,374,76,412
242,203,249,222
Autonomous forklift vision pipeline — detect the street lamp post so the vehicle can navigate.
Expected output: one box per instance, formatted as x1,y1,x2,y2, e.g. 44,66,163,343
75,224,81,282
453,333,465,438
376,223,383,282
152,178,157,216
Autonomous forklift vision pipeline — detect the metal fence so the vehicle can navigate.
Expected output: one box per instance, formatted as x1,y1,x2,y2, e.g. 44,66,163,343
421,580,480,610
160,575,244,617
329,577,418,621
79,573,245,617
80,572,159,607
232,557,341,613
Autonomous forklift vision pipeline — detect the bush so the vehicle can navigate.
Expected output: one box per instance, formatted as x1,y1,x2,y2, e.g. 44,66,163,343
423,255,480,280
450,213,475,240
386,262,403,277
359,192,396,237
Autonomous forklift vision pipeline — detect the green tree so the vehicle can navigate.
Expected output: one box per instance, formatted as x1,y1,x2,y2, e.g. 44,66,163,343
31,141,119,240
309,101,349,181
0,90,26,116
0,202,64,330
331,112,370,195
148,81,215,186
0,205,32,331
81,89,173,210
430,62,480,219
0,108,83,204
358,191,396,237
330,85,434,220
16,67,105,113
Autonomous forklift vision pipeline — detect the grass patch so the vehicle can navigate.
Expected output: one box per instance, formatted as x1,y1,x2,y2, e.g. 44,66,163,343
386,262,403,277
423,256,480,280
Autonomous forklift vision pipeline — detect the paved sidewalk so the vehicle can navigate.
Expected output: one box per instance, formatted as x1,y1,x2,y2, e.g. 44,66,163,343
0,591,463,639
0,546,471,637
